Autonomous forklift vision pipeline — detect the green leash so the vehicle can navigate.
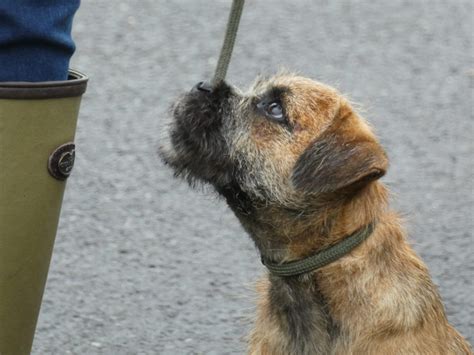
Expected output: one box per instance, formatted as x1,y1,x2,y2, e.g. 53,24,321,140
262,223,376,277
210,2,373,277
209,2,374,278
212,0,245,86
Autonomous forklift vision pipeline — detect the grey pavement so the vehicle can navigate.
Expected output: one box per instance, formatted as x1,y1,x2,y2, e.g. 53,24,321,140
33,0,473,354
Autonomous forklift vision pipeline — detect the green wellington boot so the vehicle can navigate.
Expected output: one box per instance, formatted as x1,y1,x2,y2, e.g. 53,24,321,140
0,70,88,355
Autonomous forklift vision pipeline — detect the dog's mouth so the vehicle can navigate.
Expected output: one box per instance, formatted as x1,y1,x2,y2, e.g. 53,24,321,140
161,81,236,186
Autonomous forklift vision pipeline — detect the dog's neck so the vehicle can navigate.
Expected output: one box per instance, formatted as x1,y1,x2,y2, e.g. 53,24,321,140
224,181,389,264
238,182,449,350
283,182,389,263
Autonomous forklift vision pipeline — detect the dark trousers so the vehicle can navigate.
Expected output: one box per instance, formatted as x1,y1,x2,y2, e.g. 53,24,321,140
0,0,80,82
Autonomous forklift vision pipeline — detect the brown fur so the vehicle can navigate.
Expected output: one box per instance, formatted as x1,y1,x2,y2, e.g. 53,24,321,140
162,74,472,354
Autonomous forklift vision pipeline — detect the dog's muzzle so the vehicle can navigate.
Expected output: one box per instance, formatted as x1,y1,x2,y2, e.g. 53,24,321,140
191,81,213,94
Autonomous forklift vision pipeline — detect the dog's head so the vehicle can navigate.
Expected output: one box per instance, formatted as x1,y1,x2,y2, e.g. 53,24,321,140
162,74,388,210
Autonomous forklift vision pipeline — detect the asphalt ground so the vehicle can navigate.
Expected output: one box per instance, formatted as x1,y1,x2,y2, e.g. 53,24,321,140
32,1,473,353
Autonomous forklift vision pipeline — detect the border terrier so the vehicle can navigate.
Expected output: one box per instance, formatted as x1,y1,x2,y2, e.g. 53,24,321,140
161,74,472,354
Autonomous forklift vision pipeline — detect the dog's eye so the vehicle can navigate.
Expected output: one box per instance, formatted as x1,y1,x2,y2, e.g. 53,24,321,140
257,99,287,123
257,99,285,123
267,102,283,120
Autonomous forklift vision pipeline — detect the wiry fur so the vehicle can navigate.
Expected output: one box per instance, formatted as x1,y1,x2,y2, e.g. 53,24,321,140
160,74,472,354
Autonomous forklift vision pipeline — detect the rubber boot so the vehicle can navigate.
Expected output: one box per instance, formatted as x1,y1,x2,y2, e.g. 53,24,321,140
0,70,88,355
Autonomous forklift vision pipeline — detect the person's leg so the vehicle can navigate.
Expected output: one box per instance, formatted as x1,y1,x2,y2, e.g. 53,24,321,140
0,2,86,353
0,0,80,82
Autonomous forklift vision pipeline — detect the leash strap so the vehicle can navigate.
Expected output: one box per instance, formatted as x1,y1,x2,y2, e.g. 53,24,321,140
212,0,245,86
262,223,376,277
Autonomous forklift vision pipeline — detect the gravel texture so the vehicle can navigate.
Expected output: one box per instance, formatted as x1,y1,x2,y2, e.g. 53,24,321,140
32,0,473,353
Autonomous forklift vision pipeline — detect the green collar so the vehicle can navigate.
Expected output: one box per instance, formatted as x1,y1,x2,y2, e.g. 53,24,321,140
261,223,375,277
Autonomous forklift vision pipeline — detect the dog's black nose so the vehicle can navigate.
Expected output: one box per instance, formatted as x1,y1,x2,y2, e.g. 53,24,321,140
191,81,213,94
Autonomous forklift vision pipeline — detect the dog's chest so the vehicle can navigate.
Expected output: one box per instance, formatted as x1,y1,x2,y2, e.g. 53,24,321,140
266,276,336,354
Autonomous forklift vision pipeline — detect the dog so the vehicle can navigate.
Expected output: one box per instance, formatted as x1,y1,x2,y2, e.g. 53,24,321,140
161,74,472,354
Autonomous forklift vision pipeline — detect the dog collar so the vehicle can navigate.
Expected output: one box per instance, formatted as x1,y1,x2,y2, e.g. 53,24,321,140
261,222,375,277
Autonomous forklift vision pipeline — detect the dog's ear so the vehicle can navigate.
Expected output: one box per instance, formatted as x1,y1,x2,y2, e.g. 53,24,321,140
292,104,388,195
